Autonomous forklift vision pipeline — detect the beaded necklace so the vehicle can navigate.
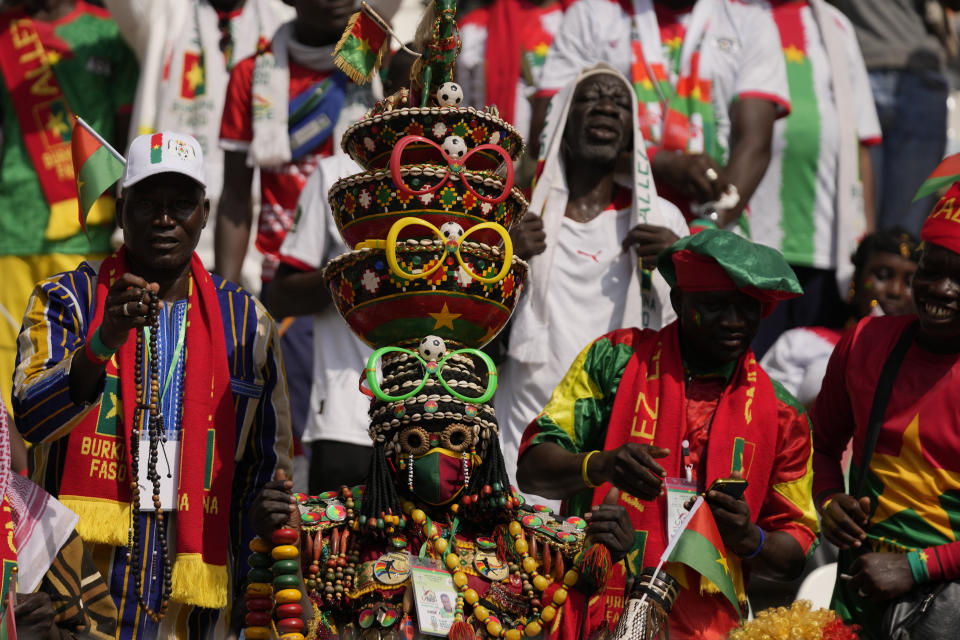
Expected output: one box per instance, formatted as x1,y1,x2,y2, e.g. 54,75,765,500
401,500,578,639
128,290,173,622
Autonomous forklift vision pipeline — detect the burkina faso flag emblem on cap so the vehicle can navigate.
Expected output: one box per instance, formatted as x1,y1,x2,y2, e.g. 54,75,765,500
150,133,163,164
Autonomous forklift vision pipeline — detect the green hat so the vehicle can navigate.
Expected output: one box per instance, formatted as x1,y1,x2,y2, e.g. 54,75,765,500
658,229,802,316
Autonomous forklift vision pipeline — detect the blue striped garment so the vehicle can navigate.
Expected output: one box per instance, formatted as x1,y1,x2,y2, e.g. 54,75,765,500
13,260,293,639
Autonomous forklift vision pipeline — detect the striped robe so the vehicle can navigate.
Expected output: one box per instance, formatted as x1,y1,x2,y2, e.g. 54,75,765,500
12,260,293,639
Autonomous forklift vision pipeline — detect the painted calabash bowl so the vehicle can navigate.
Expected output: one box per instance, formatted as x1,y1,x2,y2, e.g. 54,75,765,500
329,166,527,248
321,241,528,349
341,106,524,171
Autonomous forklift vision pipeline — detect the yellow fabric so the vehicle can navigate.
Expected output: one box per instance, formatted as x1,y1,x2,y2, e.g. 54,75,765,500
170,552,229,609
537,341,603,443
45,195,114,241
59,495,131,546
0,253,103,410
772,433,821,546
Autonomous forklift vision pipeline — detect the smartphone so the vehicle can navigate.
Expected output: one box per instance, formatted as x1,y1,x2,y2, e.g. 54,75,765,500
706,477,748,500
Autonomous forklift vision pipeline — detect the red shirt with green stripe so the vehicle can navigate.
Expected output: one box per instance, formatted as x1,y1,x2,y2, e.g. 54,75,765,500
813,314,960,635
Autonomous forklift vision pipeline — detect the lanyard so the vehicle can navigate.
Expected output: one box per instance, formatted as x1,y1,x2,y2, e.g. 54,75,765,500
144,306,188,405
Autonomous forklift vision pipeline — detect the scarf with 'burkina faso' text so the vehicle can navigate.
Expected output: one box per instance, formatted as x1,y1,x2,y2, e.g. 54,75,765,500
57,248,237,609
595,323,781,621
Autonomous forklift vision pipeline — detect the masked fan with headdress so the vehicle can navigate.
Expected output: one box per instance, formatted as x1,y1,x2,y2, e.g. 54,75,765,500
244,0,635,636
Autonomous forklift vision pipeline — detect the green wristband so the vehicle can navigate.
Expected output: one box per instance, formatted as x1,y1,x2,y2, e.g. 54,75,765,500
906,549,930,584
87,327,118,362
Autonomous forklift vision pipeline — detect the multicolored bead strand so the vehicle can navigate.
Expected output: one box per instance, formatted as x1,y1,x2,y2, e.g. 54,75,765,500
244,536,274,639
272,526,305,639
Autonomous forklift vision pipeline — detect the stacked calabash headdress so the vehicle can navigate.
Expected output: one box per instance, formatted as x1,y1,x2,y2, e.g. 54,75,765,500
321,0,529,521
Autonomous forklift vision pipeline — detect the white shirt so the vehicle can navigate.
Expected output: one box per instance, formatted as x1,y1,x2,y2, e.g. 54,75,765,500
497,196,685,510
749,3,881,270
537,0,790,158
278,155,373,447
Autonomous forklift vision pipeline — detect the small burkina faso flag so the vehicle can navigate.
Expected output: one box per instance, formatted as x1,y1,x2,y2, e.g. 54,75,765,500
666,496,741,619
72,117,125,232
915,153,960,202
333,2,390,84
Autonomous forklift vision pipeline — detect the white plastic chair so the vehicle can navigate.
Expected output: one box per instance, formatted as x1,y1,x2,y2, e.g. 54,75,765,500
794,562,838,610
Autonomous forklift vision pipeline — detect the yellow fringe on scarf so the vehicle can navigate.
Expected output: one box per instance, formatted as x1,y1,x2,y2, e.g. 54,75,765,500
171,553,229,609
60,496,130,546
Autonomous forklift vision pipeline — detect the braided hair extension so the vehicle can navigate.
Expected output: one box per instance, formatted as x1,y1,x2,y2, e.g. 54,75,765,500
359,442,403,528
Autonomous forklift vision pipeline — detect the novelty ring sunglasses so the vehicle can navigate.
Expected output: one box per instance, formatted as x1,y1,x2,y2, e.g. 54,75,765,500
354,217,514,285
363,346,498,404
389,134,515,204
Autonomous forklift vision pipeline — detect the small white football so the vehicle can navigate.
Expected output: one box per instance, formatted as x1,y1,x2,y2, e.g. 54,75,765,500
441,135,467,159
440,222,464,242
419,335,447,361
436,82,464,107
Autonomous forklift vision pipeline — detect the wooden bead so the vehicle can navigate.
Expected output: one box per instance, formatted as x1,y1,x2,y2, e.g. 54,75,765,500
508,521,522,537
540,606,556,623
275,588,302,604
273,559,300,574
411,509,426,524
244,627,271,640
434,538,448,554
472,605,489,621
277,603,303,618
513,539,528,555
463,588,479,605
245,583,272,597
245,611,271,627
273,573,300,589
486,620,503,636
505,630,523,640
246,568,273,584
278,634,306,640
249,537,271,554
245,596,273,611
525,622,542,637
533,575,550,592
453,571,468,588
563,569,580,588
248,553,272,569
272,545,300,560
277,617,305,632
272,527,299,545
445,554,461,570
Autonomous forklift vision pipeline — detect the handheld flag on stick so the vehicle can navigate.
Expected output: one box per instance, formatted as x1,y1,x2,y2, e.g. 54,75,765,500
72,116,125,232
640,496,742,620
333,2,392,84
914,153,960,202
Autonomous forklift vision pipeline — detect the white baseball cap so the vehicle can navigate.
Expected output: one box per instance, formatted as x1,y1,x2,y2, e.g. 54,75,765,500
122,131,206,189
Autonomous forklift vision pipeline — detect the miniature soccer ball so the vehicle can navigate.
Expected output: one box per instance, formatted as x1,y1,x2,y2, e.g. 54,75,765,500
419,335,447,361
436,82,464,107
442,135,467,160
440,222,464,242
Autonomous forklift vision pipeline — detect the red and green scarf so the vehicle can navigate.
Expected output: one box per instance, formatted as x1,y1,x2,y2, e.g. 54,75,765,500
57,249,237,609
595,323,781,619
627,0,717,159
0,10,78,211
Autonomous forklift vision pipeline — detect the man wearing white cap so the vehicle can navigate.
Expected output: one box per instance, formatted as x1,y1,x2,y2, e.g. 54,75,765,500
12,131,293,639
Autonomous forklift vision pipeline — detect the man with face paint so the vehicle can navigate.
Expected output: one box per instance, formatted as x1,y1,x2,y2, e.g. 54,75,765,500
501,65,688,508
812,171,960,638
517,229,819,638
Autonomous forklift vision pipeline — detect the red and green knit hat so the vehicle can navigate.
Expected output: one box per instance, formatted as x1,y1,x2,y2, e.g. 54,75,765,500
658,229,803,317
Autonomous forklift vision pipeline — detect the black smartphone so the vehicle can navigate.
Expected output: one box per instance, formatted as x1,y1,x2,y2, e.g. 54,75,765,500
706,478,748,500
